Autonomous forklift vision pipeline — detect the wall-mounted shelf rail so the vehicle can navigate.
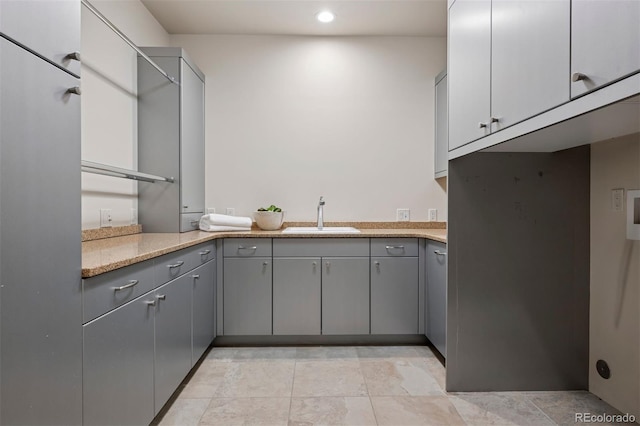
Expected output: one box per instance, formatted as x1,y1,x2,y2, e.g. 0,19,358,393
81,160,175,183
81,0,179,85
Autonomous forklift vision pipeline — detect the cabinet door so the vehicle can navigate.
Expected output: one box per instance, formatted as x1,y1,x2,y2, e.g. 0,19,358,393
83,296,155,426
371,257,419,334
0,38,82,424
434,72,448,178
322,257,370,335
491,0,570,129
180,59,205,215
192,261,216,364
154,275,193,414
223,258,272,335
273,258,321,335
571,0,640,98
0,0,80,76
426,241,447,357
448,0,491,150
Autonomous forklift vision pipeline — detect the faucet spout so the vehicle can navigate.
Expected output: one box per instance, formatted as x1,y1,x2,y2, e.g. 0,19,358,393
317,196,325,230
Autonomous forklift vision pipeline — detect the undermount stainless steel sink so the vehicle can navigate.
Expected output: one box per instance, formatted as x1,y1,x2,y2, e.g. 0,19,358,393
282,226,361,234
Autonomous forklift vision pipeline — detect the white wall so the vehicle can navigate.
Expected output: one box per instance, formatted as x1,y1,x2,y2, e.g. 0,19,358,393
590,133,640,417
171,34,447,222
81,0,169,229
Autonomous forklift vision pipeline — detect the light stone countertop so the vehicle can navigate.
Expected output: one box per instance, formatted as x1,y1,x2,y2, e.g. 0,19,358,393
82,226,447,278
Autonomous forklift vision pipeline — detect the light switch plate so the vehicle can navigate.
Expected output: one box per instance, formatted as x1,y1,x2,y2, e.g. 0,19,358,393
100,209,113,228
612,188,624,212
428,209,438,221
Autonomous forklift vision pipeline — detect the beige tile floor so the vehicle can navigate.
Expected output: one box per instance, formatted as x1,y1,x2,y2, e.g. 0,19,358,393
155,346,628,426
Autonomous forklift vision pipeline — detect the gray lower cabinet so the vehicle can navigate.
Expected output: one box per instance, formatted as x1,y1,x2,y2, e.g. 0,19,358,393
192,261,216,364
371,257,419,334
273,258,322,335
426,241,447,357
223,258,272,335
154,275,193,414
322,257,370,335
83,295,155,426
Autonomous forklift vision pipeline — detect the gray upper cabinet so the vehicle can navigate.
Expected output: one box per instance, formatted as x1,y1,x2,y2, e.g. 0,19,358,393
154,275,193,414
490,0,570,129
448,0,570,150
0,36,82,424
321,257,370,335
426,241,447,357
138,47,205,232
273,258,322,335
448,0,491,150
223,257,273,335
0,0,81,76
434,70,448,178
371,256,419,334
571,0,640,98
83,295,155,426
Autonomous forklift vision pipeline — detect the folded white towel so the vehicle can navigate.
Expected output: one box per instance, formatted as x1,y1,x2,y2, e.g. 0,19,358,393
201,213,253,228
199,224,252,232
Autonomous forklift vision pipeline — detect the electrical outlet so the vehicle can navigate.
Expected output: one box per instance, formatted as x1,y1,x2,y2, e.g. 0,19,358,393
207,208,216,214
428,209,438,221
225,208,235,216
100,209,113,228
130,208,137,225
397,208,410,222
612,188,625,212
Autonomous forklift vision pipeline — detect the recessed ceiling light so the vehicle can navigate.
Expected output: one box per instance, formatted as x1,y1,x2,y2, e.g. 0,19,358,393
316,11,335,23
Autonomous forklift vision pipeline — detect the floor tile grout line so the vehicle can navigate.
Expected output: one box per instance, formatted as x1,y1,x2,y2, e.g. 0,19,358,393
525,395,561,426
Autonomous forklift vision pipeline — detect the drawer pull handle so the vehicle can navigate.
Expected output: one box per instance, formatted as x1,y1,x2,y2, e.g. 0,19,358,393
238,246,257,251
263,261,269,266
157,294,166,301
199,249,211,255
434,250,447,256
167,261,184,269
572,72,588,82
385,245,405,250
193,274,200,279
65,51,81,61
144,300,156,307
113,280,138,291
374,260,380,272
479,122,488,129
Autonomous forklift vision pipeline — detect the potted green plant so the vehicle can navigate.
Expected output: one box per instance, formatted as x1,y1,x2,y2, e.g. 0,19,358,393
253,204,285,230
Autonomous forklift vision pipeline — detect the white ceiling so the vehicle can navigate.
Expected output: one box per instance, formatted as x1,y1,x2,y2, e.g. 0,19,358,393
140,0,448,36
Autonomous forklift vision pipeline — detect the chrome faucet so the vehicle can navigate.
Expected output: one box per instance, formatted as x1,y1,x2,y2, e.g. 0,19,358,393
317,196,325,230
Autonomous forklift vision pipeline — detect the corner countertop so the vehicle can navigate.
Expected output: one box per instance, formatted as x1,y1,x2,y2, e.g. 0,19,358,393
82,224,447,278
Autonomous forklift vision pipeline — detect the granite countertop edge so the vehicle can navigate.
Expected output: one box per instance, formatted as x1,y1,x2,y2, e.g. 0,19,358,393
82,228,447,278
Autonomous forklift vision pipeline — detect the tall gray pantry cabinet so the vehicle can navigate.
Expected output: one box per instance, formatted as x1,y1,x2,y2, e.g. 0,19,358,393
138,47,205,233
0,1,82,424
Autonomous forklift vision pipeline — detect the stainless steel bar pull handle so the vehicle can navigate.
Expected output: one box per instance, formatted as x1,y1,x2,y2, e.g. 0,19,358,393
238,246,257,250
572,72,588,82
167,261,184,269
145,300,156,306
193,274,200,279
157,294,166,301
263,261,269,266
385,245,405,250
374,260,381,272
65,51,81,61
479,122,488,129
66,86,81,95
434,250,447,256
491,117,500,123
199,249,211,255
112,279,138,291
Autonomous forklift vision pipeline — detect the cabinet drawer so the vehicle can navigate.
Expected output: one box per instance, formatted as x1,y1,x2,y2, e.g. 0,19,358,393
371,239,419,257
155,242,214,285
82,260,156,323
223,238,272,257
273,238,369,257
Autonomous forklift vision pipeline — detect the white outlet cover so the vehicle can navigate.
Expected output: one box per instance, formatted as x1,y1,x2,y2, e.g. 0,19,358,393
627,190,640,240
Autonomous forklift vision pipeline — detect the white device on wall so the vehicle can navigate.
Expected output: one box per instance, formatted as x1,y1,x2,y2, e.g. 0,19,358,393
627,190,640,240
